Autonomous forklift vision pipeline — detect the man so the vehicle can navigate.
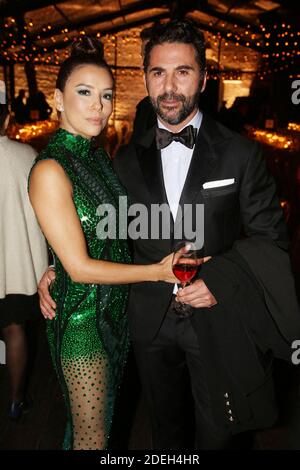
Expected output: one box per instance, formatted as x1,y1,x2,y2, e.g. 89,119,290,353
0,101,48,419
39,19,300,449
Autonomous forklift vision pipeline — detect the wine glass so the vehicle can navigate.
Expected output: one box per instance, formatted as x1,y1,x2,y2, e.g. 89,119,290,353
172,241,201,318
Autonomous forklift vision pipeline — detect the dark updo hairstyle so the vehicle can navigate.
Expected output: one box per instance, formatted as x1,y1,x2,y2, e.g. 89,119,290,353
56,36,113,92
143,19,206,85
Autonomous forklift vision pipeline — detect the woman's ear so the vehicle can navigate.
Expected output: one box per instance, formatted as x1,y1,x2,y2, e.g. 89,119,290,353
54,88,64,112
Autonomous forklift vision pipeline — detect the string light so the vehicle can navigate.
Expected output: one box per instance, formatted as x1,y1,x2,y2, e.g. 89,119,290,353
0,17,298,85
250,129,294,150
8,121,58,142
288,123,300,132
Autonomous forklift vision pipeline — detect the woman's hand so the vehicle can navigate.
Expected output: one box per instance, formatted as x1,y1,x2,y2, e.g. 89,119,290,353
38,267,57,320
156,253,178,283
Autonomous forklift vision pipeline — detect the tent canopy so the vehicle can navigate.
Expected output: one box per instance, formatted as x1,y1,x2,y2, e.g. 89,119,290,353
0,0,298,70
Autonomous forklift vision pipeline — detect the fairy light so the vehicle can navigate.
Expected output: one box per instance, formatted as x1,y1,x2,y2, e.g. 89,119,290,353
251,130,294,150
0,15,298,78
288,123,300,132
8,121,58,142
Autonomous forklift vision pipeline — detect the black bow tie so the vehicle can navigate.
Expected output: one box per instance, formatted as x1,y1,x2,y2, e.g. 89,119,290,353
156,125,197,150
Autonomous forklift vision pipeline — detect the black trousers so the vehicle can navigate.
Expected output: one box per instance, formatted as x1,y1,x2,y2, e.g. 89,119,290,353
133,298,252,450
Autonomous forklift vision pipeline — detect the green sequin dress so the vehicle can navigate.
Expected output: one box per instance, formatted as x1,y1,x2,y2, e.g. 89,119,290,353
31,128,131,450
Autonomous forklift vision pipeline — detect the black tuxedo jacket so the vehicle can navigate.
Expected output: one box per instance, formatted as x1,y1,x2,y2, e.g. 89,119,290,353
113,114,300,432
114,114,288,344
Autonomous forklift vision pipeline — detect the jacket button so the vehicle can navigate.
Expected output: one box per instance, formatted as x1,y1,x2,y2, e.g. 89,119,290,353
229,416,234,422
228,409,232,414
224,392,229,398
226,401,230,406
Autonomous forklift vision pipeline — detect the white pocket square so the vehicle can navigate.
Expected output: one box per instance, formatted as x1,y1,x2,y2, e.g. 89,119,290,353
202,178,235,189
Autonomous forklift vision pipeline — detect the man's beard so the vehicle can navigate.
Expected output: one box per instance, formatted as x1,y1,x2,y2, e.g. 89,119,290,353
150,90,200,125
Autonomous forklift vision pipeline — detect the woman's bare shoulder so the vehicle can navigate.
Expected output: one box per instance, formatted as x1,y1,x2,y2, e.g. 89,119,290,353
29,158,72,191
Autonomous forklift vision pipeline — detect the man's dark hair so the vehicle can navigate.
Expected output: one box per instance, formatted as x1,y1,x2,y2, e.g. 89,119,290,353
140,21,162,42
140,26,154,42
143,19,206,76
0,103,9,134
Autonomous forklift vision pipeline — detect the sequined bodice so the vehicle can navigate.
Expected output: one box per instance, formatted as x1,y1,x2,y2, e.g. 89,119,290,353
36,128,130,264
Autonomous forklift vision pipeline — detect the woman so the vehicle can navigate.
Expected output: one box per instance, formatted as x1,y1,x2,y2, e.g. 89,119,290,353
0,102,48,419
28,37,176,450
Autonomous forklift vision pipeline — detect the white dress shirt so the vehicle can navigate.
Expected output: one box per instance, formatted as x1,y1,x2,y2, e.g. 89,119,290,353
158,110,203,292
159,110,202,221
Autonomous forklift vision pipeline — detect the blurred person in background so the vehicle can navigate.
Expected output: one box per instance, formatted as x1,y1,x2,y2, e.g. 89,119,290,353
13,89,27,124
0,102,48,420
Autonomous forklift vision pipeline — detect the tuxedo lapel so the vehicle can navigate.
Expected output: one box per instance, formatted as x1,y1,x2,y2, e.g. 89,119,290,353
174,115,219,229
136,126,174,245
136,127,169,206
137,127,174,251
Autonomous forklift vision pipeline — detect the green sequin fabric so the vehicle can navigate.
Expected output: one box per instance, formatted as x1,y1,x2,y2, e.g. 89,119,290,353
31,128,131,450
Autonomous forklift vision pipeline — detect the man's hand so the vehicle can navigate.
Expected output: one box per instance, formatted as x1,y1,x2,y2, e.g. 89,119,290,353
176,279,217,308
38,268,57,319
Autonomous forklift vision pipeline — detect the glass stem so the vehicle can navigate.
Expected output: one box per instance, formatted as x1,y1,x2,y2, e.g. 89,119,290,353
178,282,187,305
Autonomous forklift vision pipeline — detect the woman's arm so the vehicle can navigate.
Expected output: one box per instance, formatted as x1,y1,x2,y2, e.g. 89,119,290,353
29,160,176,285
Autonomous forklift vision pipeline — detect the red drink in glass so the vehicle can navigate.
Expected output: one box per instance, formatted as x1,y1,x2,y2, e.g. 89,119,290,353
172,264,197,284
